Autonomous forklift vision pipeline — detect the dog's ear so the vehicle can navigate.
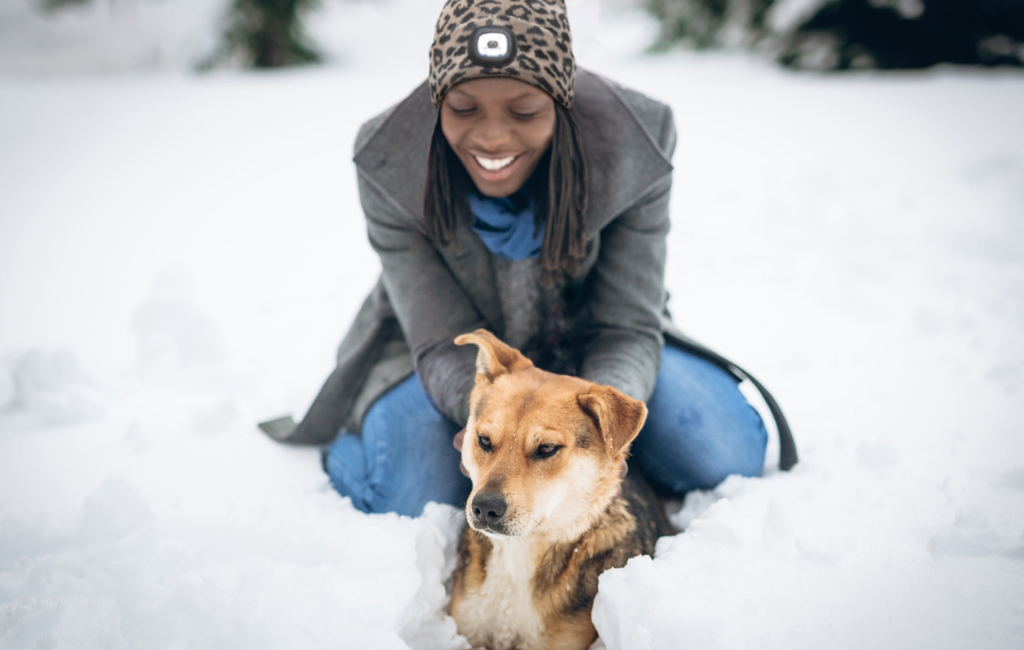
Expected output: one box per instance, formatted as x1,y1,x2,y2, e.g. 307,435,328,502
577,385,648,457
454,329,533,382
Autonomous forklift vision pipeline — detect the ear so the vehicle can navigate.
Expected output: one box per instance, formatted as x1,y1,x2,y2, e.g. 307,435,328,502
577,385,648,457
454,329,533,382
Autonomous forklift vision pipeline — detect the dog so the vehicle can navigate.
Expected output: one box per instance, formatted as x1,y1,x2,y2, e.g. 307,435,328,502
449,329,670,650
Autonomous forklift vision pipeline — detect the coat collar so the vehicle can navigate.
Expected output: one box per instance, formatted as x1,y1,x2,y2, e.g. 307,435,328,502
352,69,672,238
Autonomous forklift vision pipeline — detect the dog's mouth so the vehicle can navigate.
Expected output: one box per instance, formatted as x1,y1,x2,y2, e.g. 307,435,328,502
466,496,526,537
467,514,515,537
467,488,520,536
474,522,513,537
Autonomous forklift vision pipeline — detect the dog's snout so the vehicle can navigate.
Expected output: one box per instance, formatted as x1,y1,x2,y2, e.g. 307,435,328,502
471,492,507,525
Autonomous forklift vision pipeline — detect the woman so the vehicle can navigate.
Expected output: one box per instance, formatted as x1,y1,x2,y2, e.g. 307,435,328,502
262,0,796,517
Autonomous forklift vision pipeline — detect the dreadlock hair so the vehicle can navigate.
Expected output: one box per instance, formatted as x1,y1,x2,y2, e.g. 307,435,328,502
423,104,588,286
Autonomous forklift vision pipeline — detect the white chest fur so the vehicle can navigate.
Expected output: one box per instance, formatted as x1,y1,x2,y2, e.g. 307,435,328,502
456,539,545,650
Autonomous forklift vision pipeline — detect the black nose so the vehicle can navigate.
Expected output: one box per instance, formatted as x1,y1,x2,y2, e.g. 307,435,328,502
471,492,507,525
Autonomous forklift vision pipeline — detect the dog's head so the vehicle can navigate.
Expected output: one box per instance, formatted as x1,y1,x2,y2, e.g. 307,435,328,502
455,329,647,541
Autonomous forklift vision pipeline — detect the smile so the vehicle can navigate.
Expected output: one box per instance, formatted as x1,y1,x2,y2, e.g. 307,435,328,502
474,154,516,171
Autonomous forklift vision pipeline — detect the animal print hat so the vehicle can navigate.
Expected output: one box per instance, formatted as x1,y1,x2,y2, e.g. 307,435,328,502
429,0,576,109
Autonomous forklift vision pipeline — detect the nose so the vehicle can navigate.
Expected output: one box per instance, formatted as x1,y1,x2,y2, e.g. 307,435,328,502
473,119,512,153
471,492,508,525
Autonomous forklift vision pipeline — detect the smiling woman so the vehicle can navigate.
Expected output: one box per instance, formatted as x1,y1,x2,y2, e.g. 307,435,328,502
440,79,556,195
427,75,587,282
262,0,796,519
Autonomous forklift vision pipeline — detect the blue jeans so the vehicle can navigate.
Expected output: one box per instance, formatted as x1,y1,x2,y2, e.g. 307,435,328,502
322,345,768,517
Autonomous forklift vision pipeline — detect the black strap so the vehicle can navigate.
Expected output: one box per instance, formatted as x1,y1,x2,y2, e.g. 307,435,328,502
668,335,798,471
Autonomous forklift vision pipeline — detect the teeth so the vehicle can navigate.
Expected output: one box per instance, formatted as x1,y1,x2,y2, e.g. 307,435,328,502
475,155,515,171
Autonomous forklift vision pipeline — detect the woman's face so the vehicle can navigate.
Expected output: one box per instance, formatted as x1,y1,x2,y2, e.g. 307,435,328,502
440,77,556,198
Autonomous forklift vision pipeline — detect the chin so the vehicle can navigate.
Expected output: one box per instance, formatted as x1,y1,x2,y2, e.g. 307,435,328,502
471,177,524,198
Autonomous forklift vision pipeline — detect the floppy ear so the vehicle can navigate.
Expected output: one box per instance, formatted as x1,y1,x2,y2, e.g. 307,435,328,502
577,385,648,457
454,329,533,382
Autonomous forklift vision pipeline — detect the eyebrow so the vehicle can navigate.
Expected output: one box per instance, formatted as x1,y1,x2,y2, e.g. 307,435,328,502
449,89,542,102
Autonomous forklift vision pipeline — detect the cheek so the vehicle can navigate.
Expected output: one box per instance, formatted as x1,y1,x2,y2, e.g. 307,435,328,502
523,115,555,151
461,445,480,482
533,457,601,518
439,111,466,151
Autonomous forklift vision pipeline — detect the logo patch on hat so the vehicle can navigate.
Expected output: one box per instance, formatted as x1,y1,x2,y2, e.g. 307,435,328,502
468,26,517,67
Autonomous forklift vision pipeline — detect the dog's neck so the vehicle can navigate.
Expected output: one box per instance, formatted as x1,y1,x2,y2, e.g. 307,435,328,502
456,469,646,650
462,495,635,650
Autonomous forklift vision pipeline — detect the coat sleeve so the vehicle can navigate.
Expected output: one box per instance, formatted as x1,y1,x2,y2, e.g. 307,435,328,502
577,107,676,403
357,168,483,426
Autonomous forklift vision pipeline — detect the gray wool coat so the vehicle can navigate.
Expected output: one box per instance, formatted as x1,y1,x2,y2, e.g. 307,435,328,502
264,69,797,470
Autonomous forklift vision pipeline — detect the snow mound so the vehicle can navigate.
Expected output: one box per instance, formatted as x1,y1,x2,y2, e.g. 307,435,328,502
132,271,225,388
0,477,470,650
0,348,105,426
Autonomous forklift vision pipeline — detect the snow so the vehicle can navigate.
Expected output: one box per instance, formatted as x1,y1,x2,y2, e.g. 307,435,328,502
2,1,1024,649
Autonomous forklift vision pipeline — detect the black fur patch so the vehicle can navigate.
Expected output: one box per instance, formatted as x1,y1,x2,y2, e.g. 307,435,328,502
532,540,576,595
621,470,672,548
568,548,611,613
574,423,592,449
471,392,489,424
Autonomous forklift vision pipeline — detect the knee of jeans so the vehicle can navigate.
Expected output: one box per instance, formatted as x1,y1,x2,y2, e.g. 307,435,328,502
689,452,762,492
322,435,376,513
688,430,767,491
326,453,422,516
364,463,472,517
325,461,396,515
652,418,766,494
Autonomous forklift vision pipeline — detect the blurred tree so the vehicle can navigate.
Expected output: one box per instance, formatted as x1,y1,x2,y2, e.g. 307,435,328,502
647,0,774,50
40,0,90,9
204,0,321,69
780,0,1024,69
646,0,1024,69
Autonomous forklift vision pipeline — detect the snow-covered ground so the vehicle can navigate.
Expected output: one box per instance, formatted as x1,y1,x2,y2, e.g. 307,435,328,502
2,1,1023,648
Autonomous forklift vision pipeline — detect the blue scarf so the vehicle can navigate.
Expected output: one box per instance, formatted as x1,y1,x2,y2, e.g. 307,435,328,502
469,190,544,261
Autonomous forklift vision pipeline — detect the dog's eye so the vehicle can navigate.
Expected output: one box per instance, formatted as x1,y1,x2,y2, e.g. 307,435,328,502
477,435,493,452
534,444,561,459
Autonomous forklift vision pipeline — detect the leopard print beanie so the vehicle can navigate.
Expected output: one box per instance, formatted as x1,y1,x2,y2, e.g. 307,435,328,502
429,0,576,109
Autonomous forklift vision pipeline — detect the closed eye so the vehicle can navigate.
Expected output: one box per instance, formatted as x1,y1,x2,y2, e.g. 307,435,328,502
534,444,561,459
477,435,493,453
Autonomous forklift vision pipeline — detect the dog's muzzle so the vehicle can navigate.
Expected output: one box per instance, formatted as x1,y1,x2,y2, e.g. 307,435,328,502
470,491,509,534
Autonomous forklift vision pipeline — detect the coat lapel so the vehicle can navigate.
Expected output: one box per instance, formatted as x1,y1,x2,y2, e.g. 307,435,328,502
352,82,435,236
440,218,502,329
571,72,674,234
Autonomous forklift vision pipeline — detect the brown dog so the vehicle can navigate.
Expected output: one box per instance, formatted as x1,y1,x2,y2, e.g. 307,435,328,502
450,329,669,650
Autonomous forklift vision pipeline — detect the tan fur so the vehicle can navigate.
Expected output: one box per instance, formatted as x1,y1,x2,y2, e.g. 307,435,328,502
450,329,653,650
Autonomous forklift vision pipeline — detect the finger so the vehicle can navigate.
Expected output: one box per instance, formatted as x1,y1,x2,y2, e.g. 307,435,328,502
619,460,628,479
453,428,465,452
